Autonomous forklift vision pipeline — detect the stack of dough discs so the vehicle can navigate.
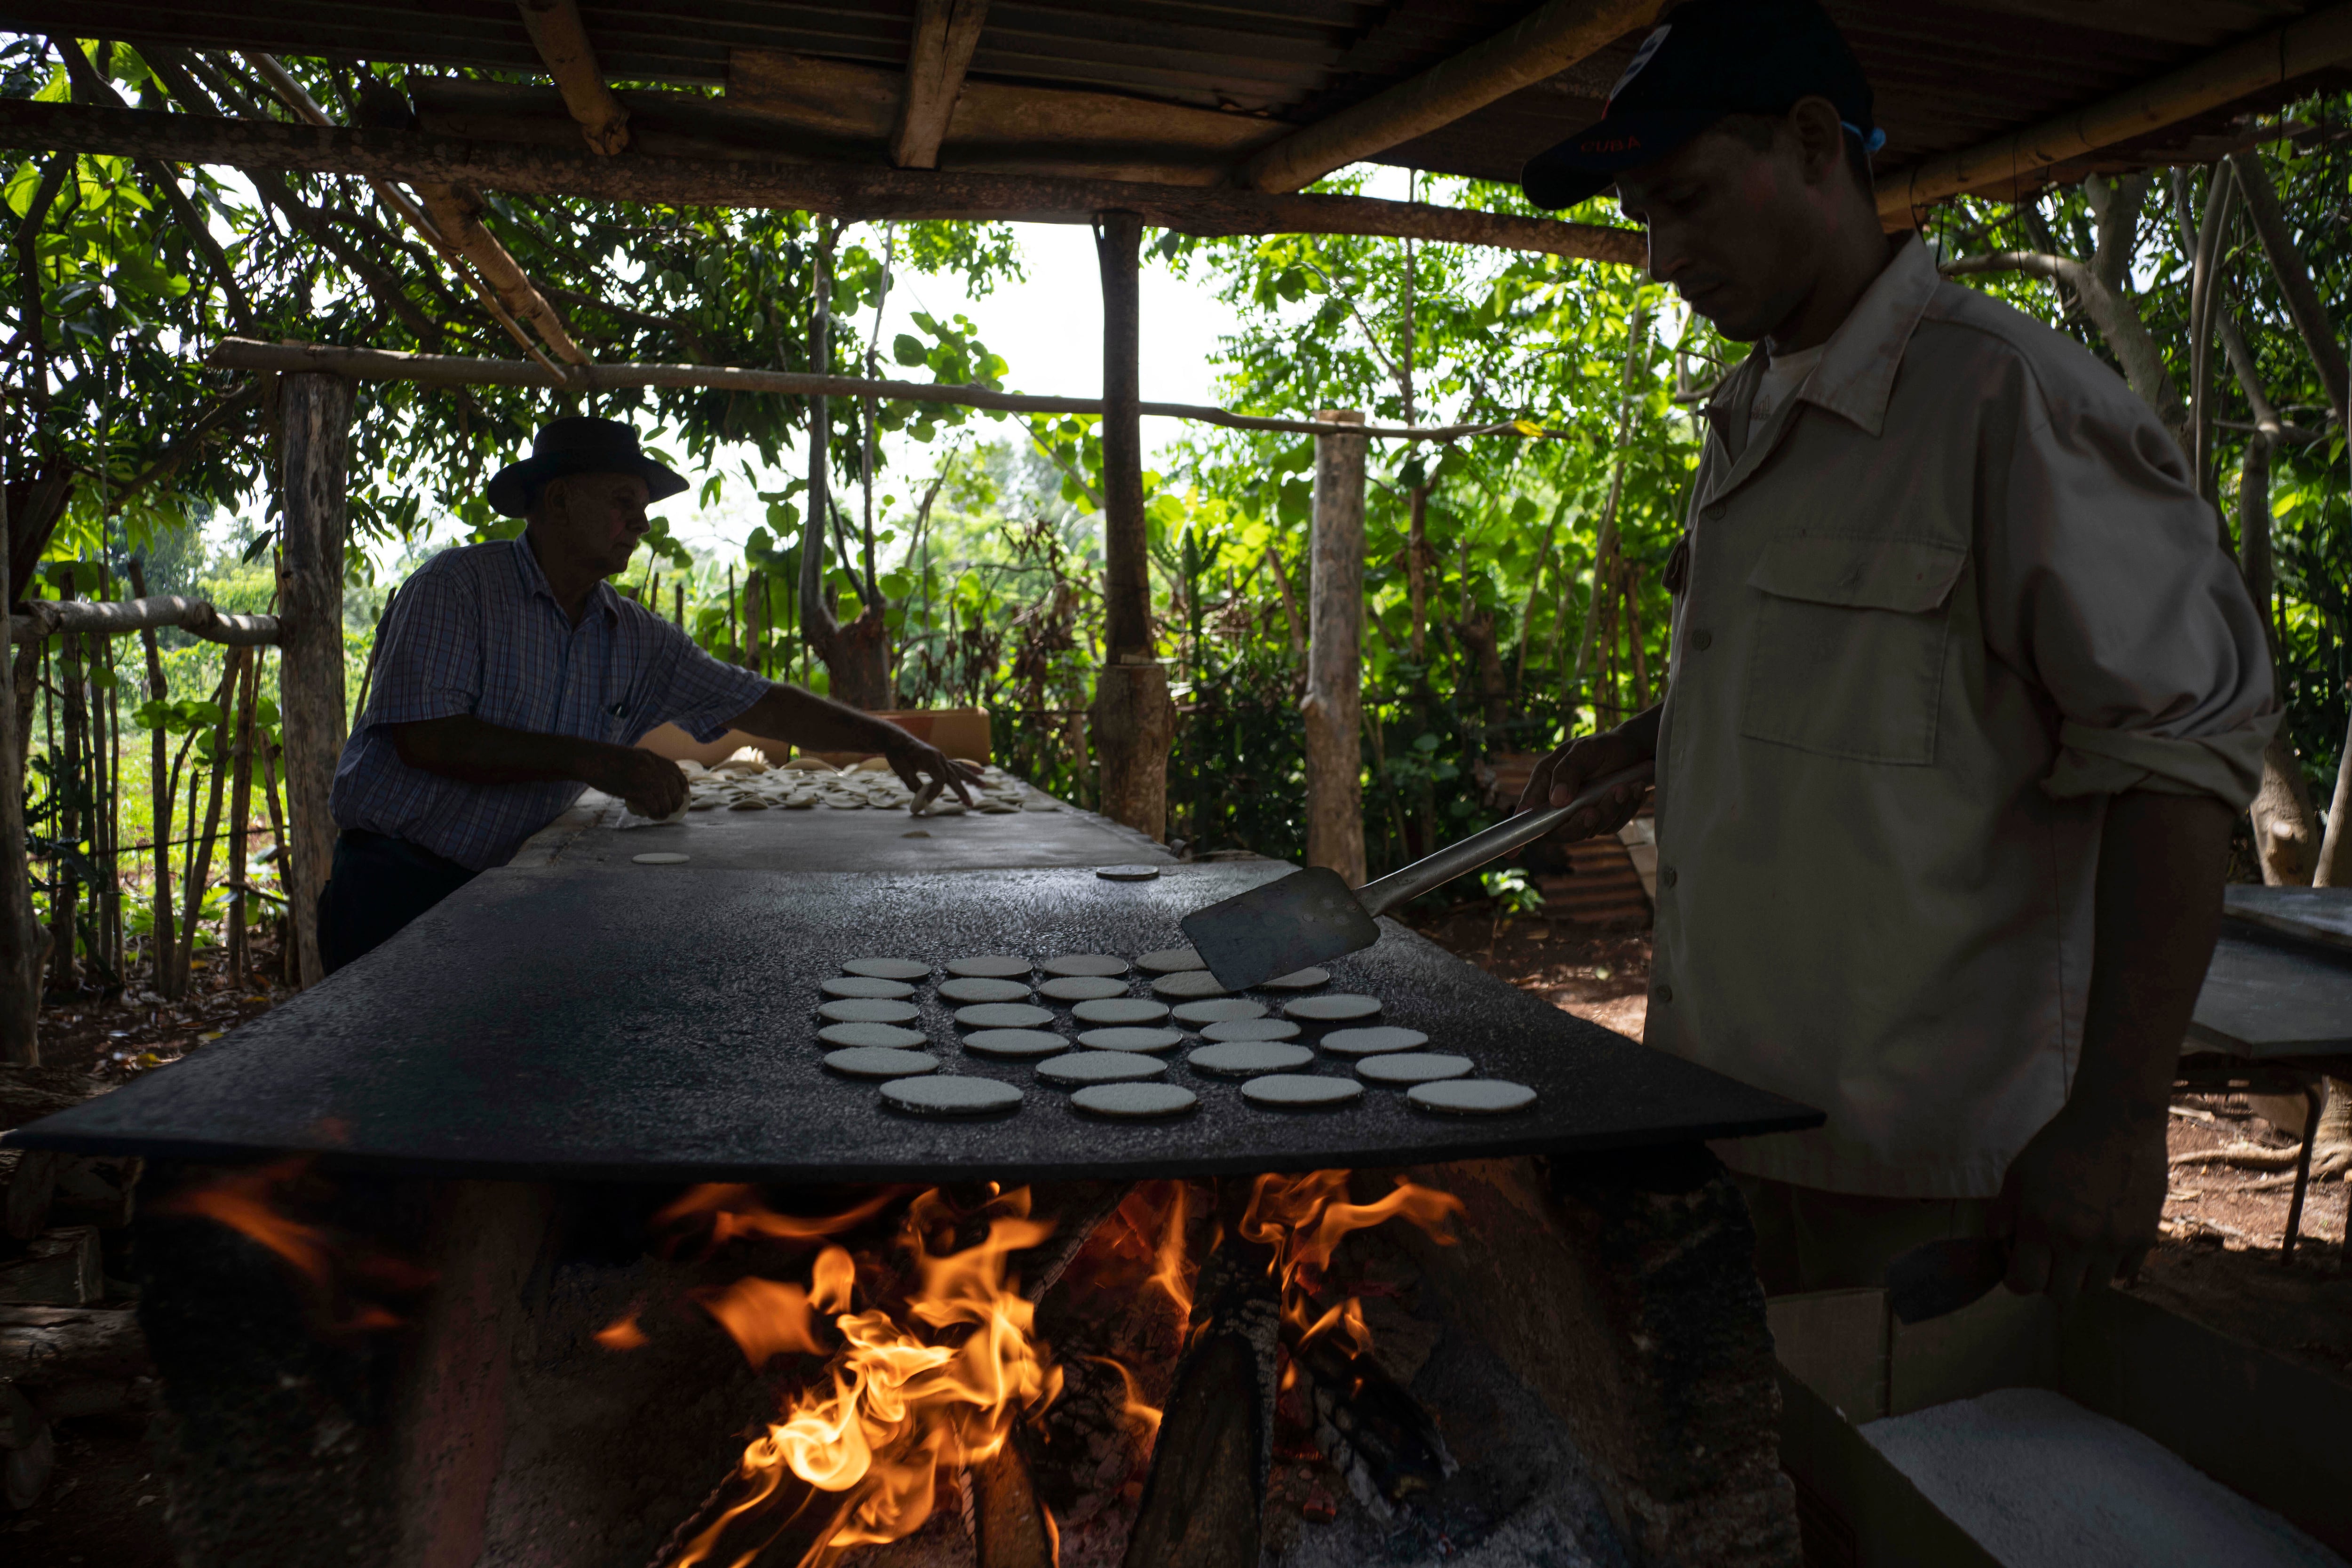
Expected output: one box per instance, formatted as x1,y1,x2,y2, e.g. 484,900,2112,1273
938,976,1033,1003
841,957,931,980
961,1028,1069,1059
1078,1026,1184,1053
818,1021,929,1049
1356,1053,1474,1084
946,955,1033,978
1409,1079,1536,1114
1172,998,1264,1025
1283,994,1382,1022
954,1003,1056,1030
821,998,921,1025
1152,971,1230,1000
1187,1041,1313,1077
822,976,917,1000
1258,967,1331,990
1072,1082,1197,1119
1042,954,1129,977
1200,1018,1300,1043
1037,1051,1166,1086
1319,1026,1427,1057
1038,975,1129,1002
1136,946,1206,974
883,1077,1022,1116
1242,1075,1363,1109
1073,997,1170,1026
631,852,690,865
824,1047,940,1079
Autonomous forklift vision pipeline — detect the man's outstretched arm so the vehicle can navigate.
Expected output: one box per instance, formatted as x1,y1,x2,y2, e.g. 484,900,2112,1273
389,716,690,818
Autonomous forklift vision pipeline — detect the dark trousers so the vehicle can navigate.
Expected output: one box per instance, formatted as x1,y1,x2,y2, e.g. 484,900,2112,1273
317,830,479,975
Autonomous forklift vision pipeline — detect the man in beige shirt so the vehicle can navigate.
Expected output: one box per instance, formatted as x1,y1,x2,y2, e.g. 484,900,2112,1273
1518,0,2274,1303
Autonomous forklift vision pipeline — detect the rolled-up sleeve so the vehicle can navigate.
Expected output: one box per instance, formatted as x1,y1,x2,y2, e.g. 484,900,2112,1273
627,609,774,743
1980,368,2277,809
360,565,483,729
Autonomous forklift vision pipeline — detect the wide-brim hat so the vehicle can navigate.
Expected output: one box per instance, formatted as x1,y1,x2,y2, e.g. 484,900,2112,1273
1521,0,1876,211
486,416,689,518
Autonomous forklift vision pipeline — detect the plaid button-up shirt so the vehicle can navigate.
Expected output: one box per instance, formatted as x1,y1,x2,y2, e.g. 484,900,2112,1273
331,539,771,870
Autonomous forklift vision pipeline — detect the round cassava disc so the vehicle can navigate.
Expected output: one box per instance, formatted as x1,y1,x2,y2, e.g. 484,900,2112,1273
1171,998,1265,1025
818,1021,929,1049
961,1028,1069,1059
841,958,932,981
938,977,1033,1004
819,999,921,1025
1037,1051,1166,1086
1096,864,1162,881
1242,1075,1363,1109
882,1076,1023,1116
1408,1079,1536,1115
1072,997,1171,1026
1077,1027,1184,1054
1037,976,1129,1002
1356,1053,1474,1085
1042,954,1129,978
1136,947,1206,974
1283,994,1382,1022
824,1047,939,1080
1200,1018,1300,1043
954,1003,1056,1030
946,955,1033,979
630,852,689,865
1152,971,1232,1000
1072,1082,1197,1119
1187,1042,1313,1078
821,976,917,1000
1257,967,1331,990
1319,1026,1428,1057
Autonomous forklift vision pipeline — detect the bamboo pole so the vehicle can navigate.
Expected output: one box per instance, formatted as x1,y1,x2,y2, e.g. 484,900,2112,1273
1303,409,1369,888
516,0,632,156
1877,2,2352,223
227,647,258,984
124,559,176,996
0,490,40,1063
8,595,279,646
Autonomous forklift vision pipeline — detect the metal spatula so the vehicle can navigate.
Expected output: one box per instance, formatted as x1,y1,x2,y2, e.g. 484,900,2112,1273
1180,763,1655,991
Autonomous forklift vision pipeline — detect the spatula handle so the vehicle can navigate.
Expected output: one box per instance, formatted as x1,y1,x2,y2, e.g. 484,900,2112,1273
1353,762,1656,920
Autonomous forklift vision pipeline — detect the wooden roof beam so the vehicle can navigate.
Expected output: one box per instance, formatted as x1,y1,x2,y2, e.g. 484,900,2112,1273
892,0,989,170
1234,0,1664,195
1876,0,2352,226
516,0,631,157
6,99,1645,263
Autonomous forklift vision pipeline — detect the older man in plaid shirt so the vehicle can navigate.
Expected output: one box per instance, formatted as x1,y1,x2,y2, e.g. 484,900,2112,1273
323,416,973,972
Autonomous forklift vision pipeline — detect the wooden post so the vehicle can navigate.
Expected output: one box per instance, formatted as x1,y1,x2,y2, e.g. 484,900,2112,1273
1303,410,1367,886
1091,211,1173,839
277,373,354,988
0,489,39,1063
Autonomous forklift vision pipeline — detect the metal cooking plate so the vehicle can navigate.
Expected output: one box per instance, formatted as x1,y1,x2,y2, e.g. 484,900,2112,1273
4,864,1820,1181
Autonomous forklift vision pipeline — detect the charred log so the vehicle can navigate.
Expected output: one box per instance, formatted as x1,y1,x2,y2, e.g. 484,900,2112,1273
1294,1331,1455,1518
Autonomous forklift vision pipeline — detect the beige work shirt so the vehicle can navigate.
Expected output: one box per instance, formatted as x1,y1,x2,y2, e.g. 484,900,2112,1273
1649,235,2275,1200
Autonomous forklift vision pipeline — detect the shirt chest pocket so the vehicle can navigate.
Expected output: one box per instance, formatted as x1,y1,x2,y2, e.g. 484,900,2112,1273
1740,532,1966,766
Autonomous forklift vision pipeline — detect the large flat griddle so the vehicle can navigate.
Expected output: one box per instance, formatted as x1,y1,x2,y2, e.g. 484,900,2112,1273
6,858,1819,1182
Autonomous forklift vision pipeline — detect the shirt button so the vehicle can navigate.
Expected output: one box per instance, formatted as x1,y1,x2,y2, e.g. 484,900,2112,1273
1653,982,1673,1004
1703,503,1726,521
1690,629,1714,651
1662,865,1678,889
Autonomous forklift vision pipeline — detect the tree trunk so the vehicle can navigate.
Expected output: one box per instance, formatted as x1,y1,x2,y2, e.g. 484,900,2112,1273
1091,210,1169,837
226,648,257,983
2229,151,2349,428
49,589,79,995
0,490,40,1064
276,373,354,988
1303,410,1367,887
1404,485,1430,662
2316,704,2352,889
124,559,176,996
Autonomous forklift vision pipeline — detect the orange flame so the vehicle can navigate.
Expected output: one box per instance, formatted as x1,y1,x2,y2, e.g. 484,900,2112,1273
595,1314,650,1351
657,1184,904,1252
1086,1354,1163,1444
677,1196,1063,1568
1241,1171,1461,1357
159,1157,432,1332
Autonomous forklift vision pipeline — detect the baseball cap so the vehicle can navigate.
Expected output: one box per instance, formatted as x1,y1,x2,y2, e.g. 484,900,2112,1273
1520,0,1879,211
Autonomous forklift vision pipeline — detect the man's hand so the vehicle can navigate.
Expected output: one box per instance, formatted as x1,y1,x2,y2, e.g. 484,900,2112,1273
1516,704,1661,840
876,727,982,805
1994,1101,2167,1306
596,747,690,820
